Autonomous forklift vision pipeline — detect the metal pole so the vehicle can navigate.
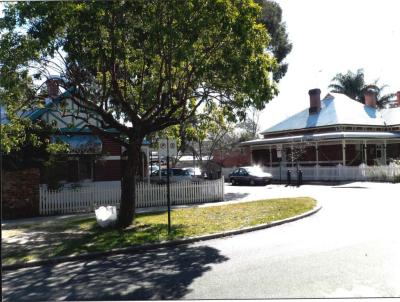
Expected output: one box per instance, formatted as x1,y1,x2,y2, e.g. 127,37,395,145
158,150,161,180
384,140,387,165
269,146,272,168
342,140,346,166
193,149,196,176
146,147,150,185
364,140,368,165
166,138,171,234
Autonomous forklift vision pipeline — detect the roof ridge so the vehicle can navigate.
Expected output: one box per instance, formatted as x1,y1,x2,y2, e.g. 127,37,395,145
260,92,392,134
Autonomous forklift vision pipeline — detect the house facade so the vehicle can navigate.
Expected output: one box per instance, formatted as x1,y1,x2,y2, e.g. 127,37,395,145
22,77,150,186
241,89,400,178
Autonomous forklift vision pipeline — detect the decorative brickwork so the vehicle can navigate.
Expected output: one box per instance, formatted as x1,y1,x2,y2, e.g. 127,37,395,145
2,168,40,219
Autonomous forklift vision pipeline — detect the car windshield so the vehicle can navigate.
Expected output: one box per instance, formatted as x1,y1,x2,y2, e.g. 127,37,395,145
184,167,201,176
151,169,189,176
245,167,264,174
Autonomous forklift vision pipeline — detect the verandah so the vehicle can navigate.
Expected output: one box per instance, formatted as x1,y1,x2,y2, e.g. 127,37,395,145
251,140,400,167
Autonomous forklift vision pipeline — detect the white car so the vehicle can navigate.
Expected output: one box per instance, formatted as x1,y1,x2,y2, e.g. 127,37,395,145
150,168,192,184
182,167,202,178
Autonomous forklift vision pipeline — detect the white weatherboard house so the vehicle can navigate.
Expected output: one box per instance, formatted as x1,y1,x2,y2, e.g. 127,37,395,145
241,89,400,181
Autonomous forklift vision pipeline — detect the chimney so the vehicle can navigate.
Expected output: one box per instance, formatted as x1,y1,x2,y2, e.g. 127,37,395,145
308,88,321,113
396,91,400,107
47,78,59,98
364,88,377,108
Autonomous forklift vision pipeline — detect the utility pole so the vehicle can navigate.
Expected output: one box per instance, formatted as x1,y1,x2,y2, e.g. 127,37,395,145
166,137,171,234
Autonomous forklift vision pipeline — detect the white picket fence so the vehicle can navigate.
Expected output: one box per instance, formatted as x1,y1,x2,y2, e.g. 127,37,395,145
40,177,225,215
264,163,400,182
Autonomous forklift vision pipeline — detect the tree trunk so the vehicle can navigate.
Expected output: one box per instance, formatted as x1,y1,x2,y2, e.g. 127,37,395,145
118,137,143,228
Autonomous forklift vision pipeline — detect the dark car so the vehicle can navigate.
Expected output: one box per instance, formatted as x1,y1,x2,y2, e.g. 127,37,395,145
229,166,272,186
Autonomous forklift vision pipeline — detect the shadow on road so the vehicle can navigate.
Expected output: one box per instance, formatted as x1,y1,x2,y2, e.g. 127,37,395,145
2,244,229,301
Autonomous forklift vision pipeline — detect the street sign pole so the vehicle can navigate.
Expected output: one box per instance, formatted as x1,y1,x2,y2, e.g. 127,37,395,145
166,137,171,234
277,145,282,185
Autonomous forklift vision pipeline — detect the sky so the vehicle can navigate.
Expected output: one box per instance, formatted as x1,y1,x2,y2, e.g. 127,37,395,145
258,0,400,132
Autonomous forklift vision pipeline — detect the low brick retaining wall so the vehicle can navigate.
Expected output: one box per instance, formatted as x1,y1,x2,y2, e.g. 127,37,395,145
2,168,40,219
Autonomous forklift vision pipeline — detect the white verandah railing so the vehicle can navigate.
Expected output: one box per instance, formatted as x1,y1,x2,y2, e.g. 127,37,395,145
40,177,225,215
264,163,400,182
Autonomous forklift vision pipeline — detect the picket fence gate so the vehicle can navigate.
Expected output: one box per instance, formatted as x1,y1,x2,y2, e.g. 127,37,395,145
40,177,225,215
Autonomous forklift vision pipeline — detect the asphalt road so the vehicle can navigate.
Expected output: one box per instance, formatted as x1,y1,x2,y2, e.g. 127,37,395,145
2,182,400,300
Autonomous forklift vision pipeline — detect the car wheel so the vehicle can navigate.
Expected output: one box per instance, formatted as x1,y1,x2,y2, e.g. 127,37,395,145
250,179,255,186
231,179,236,185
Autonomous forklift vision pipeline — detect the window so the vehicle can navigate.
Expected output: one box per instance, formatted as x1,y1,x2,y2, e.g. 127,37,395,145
172,169,186,176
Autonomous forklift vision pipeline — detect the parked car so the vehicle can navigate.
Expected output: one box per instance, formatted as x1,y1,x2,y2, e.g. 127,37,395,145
229,166,272,186
148,165,159,175
150,168,192,184
182,167,202,178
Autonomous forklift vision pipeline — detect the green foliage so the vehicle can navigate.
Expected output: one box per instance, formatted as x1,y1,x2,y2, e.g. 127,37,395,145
236,107,261,141
1,1,279,138
1,114,69,170
255,0,292,81
0,6,52,155
328,69,395,108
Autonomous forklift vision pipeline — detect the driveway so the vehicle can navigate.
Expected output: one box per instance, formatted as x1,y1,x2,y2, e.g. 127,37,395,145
2,182,400,300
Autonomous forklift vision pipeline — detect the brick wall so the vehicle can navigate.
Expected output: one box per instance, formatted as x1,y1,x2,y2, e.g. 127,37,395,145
2,168,40,219
94,132,121,156
213,146,251,168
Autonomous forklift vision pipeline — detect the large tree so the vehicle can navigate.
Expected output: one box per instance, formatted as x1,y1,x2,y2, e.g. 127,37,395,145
1,0,279,228
177,105,233,165
255,0,292,82
329,69,394,108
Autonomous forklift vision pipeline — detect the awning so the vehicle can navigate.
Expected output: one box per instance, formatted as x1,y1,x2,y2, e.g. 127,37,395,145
51,135,102,154
241,131,400,146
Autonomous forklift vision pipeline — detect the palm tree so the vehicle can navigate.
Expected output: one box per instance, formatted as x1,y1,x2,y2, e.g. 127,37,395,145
329,69,395,108
363,83,395,109
329,69,366,101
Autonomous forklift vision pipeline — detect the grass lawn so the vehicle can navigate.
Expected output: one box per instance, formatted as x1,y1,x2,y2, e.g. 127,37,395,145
2,197,316,265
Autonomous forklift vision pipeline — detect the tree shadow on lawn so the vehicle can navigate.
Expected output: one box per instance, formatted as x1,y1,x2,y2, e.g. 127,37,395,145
2,221,213,265
2,244,229,301
2,217,97,262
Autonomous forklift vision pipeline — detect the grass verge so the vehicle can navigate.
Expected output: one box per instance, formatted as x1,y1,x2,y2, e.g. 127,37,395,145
2,197,317,265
